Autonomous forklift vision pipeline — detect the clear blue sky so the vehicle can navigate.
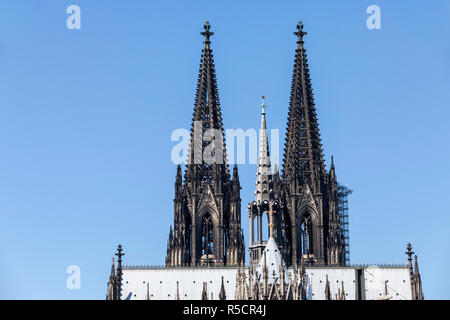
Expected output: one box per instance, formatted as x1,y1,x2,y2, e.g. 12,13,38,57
0,0,449,299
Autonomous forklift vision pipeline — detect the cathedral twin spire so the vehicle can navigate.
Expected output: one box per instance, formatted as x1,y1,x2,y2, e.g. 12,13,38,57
185,21,229,185
282,20,325,192
255,96,273,205
167,21,244,267
106,244,124,300
169,19,344,268
248,20,345,267
105,21,425,301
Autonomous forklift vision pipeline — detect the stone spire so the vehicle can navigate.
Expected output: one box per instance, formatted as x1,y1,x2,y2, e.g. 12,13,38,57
219,276,226,300
166,226,173,266
114,244,124,300
253,271,261,300
248,263,254,299
324,275,331,300
414,255,424,300
282,20,325,190
175,164,182,198
404,243,424,300
202,282,208,300
405,242,415,298
340,281,346,300
280,253,285,295
273,158,280,184
176,281,180,300
106,257,115,300
185,20,229,181
240,265,248,299
262,250,269,298
248,97,281,264
299,260,307,300
255,96,273,205
293,268,299,300
414,256,420,274
273,19,339,268
236,265,242,299
167,21,245,267
146,282,150,300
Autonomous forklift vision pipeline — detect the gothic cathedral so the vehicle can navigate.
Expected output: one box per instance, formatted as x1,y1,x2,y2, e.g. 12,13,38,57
165,22,245,267
107,20,424,301
166,20,344,268
249,21,345,267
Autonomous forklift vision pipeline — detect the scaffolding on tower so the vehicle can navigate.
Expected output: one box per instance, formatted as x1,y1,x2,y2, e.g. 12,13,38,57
338,184,353,265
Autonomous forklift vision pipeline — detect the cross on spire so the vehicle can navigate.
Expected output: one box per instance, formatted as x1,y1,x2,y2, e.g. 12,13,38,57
294,19,307,44
201,21,214,45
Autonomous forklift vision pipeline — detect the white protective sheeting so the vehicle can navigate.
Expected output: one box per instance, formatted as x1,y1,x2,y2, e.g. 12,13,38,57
363,266,412,300
121,267,238,300
121,265,412,300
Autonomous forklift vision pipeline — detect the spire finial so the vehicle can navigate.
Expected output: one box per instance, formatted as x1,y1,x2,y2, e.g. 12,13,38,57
262,249,268,292
324,274,331,300
202,282,208,300
115,244,125,264
263,249,268,273
273,157,279,173
201,21,214,45
114,244,124,300
259,96,267,114
405,242,414,261
414,255,420,274
294,19,307,45
219,276,227,300
233,164,239,180
330,155,335,172
109,256,115,281
176,281,180,300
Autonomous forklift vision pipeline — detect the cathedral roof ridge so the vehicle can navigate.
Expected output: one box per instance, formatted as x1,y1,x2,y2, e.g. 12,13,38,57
347,263,408,268
125,264,242,270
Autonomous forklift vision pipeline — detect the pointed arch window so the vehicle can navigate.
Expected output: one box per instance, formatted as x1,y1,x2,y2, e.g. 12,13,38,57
300,215,313,256
201,214,214,257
